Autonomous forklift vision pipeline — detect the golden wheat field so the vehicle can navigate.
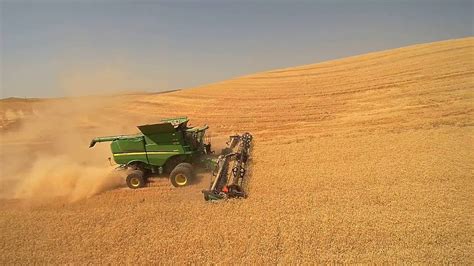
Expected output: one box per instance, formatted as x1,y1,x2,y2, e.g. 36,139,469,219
0,38,473,263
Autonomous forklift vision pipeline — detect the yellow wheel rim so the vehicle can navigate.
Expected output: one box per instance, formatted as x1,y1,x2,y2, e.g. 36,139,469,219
130,177,140,187
175,174,187,186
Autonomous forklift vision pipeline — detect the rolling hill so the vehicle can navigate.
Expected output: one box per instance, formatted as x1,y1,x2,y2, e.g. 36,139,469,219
0,37,472,263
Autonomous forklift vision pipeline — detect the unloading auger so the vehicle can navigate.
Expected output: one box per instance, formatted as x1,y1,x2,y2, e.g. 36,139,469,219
202,132,253,201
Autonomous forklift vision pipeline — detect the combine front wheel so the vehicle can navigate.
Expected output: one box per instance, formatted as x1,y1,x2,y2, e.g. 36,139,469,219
170,163,193,187
178,162,193,172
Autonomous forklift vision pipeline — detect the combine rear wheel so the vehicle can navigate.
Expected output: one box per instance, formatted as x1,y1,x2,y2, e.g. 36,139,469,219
170,163,193,187
126,170,146,189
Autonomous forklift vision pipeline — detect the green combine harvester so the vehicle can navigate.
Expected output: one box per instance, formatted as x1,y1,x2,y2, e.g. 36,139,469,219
89,117,252,201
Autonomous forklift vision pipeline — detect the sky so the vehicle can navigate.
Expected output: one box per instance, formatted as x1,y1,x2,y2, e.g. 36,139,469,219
0,0,472,98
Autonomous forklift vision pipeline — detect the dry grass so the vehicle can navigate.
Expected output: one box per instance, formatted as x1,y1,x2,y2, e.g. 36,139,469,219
0,37,473,263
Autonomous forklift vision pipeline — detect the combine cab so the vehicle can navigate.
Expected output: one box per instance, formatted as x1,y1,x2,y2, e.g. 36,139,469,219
89,117,253,201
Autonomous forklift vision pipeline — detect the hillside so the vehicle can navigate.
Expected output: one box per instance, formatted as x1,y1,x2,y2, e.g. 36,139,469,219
0,37,473,263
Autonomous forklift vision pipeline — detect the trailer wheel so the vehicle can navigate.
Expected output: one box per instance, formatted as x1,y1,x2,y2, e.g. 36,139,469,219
170,163,193,187
126,170,145,189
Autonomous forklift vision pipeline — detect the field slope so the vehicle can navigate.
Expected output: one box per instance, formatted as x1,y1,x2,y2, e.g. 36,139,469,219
0,37,473,263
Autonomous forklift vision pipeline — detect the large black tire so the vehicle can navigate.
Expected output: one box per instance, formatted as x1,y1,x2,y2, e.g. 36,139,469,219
179,163,195,180
179,162,193,172
169,163,193,187
126,170,146,189
163,156,184,174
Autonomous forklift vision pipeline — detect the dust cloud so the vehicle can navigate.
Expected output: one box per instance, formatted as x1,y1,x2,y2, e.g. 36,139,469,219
14,155,125,202
0,94,136,202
